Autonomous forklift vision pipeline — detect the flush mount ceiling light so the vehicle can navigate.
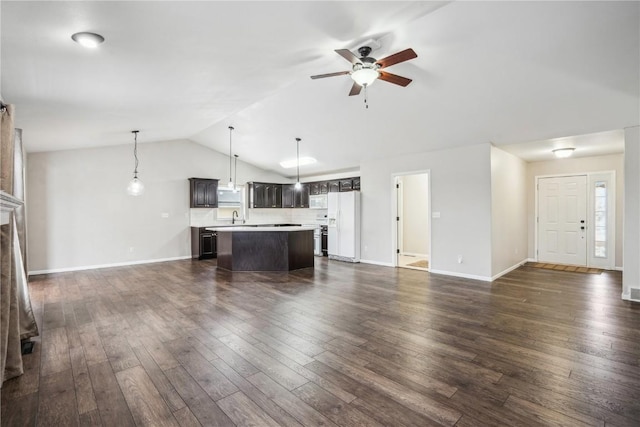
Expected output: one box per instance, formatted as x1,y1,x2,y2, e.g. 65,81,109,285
552,147,575,158
126,130,144,196
71,32,105,49
279,157,316,169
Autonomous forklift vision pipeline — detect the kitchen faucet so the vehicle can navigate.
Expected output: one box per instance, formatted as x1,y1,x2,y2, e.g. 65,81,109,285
232,210,239,224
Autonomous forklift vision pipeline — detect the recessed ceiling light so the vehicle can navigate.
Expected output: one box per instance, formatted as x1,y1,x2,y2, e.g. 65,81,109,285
280,157,316,169
71,32,105,49
552,147,575,158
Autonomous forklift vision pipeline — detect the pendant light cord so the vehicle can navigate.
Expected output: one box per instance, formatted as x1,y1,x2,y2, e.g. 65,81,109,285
228,126,234,185
296,137,301,186
234,154,238,190
132,130,139,178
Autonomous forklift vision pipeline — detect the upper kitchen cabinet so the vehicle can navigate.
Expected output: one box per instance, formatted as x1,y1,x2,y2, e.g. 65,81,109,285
352,177,361,191
282,184,295,208
283,184,310,208
266,184,283,208
189,178,218,208
310,182,329,195
339,178,353,192
309,182,320,196
249,182,282,208
295,184,310,208
328,180,340,193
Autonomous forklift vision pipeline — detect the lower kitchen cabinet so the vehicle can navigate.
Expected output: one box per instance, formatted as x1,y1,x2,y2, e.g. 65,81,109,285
191,227,216,259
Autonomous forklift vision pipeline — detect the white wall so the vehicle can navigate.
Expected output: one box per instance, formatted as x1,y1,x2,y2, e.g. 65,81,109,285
490,146,528,277
526,153,624,268
623,126,640,299
26,139,286,273
399,174,429,257
361,143,493,280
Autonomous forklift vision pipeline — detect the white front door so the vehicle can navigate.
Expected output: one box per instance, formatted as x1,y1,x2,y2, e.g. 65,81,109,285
538,175,587,265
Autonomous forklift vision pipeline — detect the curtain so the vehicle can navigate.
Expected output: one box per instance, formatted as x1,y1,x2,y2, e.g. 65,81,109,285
1,104,38,385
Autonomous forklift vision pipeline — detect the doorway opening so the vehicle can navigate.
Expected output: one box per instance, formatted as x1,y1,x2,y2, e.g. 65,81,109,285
535,171,615,269
393,172,431,271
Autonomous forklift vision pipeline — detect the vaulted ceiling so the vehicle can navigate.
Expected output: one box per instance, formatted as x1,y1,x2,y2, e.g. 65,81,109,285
2,1,638,177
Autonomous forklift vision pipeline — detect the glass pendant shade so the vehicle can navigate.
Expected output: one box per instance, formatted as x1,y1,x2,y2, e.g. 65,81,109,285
351,68,379,86
295,181,301,190
127,130,144,196
127,177,145,196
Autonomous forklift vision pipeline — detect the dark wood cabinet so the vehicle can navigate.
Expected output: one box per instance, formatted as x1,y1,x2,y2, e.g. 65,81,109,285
189,178,218,208
266,184,282,208
250,182,266,208
352,177,361,191
295,184,310,208
250,178,358,208
281,184,309,208
328,180,340,193
250,182,282,208
309,182,321,196
339,179,353,192
191,227,216,259
282,184,295,208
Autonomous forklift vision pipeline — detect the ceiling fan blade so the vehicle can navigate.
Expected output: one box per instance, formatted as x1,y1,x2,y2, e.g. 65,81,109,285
378,71,413,87
348,82,362,96
376,48,417,69
335,49,360,64
310,71,350,79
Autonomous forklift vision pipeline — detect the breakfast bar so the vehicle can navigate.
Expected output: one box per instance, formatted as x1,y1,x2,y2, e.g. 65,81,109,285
209,226,315,271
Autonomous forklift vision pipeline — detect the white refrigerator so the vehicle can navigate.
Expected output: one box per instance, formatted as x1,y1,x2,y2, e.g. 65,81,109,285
327,191,361,262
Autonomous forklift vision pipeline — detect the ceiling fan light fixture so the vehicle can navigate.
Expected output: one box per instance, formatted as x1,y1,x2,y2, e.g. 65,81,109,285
552,147,575,158
351,68,379,87
71,32,105,48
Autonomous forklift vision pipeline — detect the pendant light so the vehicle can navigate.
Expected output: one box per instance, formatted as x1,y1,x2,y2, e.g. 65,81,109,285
126,130,145,196
294,137,302,190
233,154,239,193
227,126,234,189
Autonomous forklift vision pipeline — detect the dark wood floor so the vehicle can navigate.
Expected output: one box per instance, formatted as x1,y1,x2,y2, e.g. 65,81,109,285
2,258,639,426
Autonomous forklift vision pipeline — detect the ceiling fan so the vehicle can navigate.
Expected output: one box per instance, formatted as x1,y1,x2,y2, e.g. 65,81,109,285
311,46,417,96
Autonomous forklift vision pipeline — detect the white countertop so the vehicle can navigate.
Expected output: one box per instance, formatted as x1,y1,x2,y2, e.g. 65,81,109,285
207,225,316,232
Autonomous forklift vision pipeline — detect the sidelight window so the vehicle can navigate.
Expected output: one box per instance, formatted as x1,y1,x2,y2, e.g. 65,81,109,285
594,181,607,258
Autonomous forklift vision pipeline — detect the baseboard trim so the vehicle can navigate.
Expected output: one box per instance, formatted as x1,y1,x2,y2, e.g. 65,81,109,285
359,259,394,267
491,260,528,281
614,266,623,271
28,255,192,276
428,269,492,282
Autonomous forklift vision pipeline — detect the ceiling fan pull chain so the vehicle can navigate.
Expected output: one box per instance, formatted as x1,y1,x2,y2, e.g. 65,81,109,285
364,85,369,109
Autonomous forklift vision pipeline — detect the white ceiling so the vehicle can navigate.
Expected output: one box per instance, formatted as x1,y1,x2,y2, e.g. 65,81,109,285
2,1,638,177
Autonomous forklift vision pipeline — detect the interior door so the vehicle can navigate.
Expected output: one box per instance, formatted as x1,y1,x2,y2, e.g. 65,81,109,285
538,175,587,265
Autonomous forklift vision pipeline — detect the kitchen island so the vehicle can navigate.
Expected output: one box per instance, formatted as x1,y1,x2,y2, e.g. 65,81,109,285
208,226,315,271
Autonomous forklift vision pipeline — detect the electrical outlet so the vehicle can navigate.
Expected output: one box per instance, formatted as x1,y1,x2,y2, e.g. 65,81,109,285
161,212,169,218
364,245,368,252
129,247,134,253
457,255,463,264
